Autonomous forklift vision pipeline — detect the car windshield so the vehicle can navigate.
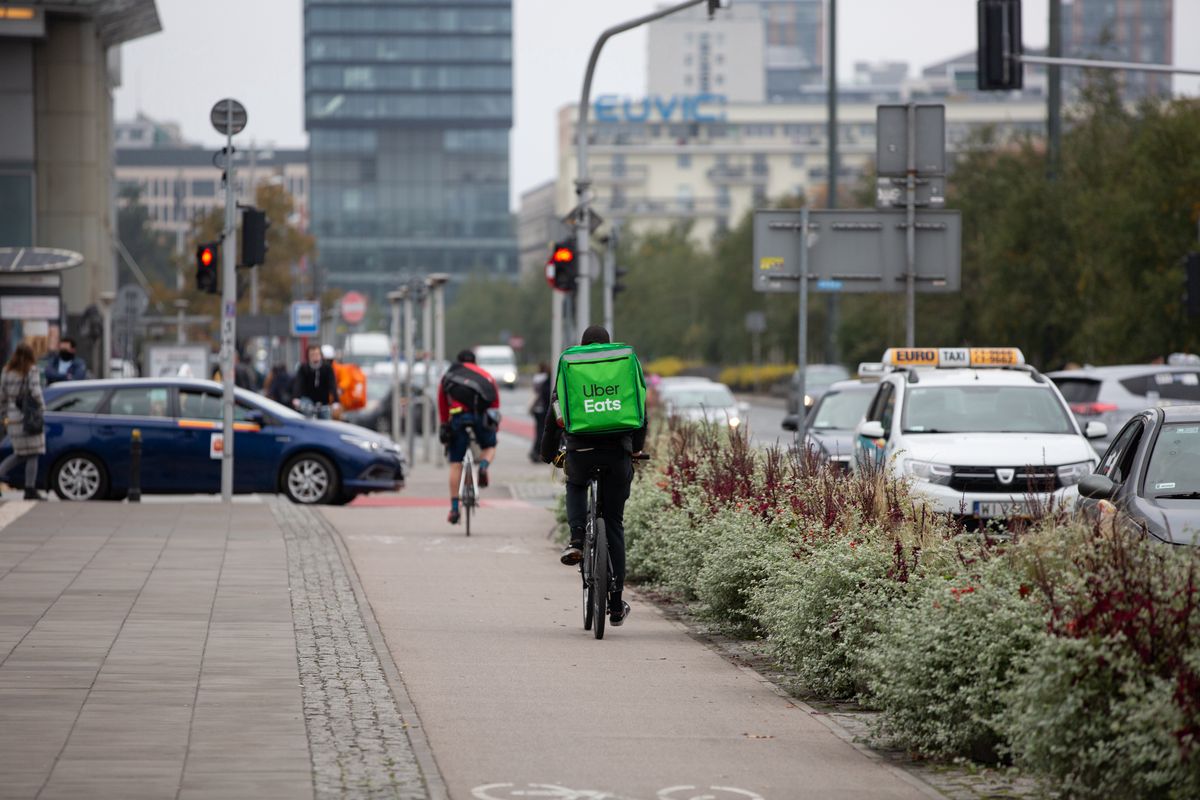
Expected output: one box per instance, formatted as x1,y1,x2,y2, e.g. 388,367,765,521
366,379,391,403
478,357,514,367
796,365,850,390
809,389,873,431
901,386,1075,434
664,386,736,408
1145,423,1200,499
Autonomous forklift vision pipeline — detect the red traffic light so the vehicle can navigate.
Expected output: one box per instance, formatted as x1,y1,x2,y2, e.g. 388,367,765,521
199,247,215,267
553,246,575,263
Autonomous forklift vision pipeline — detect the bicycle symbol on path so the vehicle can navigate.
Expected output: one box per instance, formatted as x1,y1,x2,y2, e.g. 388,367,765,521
471,783,766,800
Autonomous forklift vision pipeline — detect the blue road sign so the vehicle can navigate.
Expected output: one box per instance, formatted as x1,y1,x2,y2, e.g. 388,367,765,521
816,280,844,292
291,301,320,337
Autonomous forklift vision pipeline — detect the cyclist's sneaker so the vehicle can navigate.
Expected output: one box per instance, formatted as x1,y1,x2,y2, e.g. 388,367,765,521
610,601,631,626
478,464,490,488
560,543,583,565
447,509,461,525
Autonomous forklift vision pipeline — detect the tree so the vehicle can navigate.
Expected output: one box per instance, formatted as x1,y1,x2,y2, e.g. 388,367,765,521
116,185,178,288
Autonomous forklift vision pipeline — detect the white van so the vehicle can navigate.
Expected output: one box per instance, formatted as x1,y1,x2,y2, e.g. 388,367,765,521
344,332,391,369
474,344,519,390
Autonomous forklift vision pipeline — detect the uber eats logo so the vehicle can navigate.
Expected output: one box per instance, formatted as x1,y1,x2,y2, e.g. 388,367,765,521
581,383,622,413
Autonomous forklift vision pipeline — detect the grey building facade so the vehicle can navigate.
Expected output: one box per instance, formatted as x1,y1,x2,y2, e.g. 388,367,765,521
1063,0,1173,100
303,0,516,298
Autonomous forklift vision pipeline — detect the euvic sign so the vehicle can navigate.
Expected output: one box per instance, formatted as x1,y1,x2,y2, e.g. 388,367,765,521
594,93,727,123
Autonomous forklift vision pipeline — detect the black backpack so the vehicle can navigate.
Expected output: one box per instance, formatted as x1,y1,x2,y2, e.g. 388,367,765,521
442,364,498,424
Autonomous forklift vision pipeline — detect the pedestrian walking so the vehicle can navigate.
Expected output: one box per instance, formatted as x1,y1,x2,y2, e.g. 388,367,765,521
43,336,88,384
1,343,47,500
263,363,293,406
529,361,551,462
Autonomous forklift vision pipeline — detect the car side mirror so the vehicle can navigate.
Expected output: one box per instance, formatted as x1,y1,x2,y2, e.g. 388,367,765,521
1078,473,1116,500
245,409,267,427
859,420,886,439
1084,421,1108,440
781,414,799,432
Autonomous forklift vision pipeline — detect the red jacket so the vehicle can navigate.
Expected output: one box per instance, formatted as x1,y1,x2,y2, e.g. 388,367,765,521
437,362,500,424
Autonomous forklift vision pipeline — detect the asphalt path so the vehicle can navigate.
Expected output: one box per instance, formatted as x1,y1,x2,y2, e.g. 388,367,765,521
325,423,936,800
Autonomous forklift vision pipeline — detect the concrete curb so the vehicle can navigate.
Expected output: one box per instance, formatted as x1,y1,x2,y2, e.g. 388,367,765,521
318,507,451,800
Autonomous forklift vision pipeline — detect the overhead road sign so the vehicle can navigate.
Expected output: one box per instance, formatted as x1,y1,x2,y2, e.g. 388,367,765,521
876,104,946,177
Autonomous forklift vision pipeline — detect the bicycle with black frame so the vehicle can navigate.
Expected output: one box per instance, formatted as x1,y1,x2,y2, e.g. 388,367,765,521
454,423,481,537
580,452,650,639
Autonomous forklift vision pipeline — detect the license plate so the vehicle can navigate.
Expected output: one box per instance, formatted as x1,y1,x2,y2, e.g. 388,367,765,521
973,500,1028,518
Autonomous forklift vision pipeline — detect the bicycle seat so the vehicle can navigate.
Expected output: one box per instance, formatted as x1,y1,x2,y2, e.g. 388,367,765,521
588,464,612,478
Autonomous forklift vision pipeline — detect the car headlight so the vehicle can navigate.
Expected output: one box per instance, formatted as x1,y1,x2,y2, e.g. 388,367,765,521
728,416,741,428
341,434,382,452
804,394,814,407
1056,460,1094,487
503,371,517,383
905,459,953,485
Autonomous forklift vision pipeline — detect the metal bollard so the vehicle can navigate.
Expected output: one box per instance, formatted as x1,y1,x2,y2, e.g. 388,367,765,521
129,428,142,503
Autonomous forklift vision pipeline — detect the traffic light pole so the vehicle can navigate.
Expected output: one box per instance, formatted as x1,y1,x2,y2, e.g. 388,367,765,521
575,0,721,333
220,113,237,503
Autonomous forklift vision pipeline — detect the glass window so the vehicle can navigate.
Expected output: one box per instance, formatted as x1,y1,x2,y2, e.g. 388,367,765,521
809,389,873,431
47,389,106,414
901,386,1075,435
105,387,170,418
1052,377,1100,404
677,153,691,169
1145,423,1200,498
0,173,34,247
663,385,736,409
179,390,254,422
191,179,215,197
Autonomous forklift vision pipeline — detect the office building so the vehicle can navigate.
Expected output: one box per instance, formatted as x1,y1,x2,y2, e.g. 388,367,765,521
516,180,568,281
1063,0,1173,100
554,96,1046,246
303,0,517,298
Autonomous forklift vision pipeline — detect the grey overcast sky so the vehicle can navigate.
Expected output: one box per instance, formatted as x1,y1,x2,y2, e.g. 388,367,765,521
113,0,1199,210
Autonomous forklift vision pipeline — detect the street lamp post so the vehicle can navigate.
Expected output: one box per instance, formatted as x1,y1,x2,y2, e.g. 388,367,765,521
98,291,115,380
428,273,450,467
574,0,723,331
174,298,189,345
420,283,434,463
387,289,405,447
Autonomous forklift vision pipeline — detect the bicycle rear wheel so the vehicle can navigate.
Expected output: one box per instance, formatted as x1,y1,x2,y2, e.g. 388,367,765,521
463,462,474,537
592,518,608,640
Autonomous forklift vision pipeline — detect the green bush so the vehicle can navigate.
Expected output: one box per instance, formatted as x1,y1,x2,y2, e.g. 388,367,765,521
868,560,1045,760
694,508,794,634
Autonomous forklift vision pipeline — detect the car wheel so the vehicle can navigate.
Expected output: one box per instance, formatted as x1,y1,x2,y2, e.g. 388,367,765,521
282,453,339,505
52,453,109,501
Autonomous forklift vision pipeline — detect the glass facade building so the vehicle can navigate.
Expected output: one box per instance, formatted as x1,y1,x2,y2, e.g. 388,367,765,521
304,0,516,294
1063,0,1173,101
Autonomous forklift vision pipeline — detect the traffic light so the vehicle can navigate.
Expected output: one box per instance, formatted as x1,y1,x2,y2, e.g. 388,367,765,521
613,266,629,295
1186,252,1200,319
239,207,269,267
977,0,1023,91
195,241,219,294
545,240,577,292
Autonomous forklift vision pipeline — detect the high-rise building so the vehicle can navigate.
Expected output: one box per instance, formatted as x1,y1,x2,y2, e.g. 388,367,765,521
303,0,516,297
759,0,825,102
1063,0,1173,100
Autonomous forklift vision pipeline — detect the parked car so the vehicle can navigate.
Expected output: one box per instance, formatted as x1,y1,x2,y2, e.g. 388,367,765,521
1076,405,1200,546
785,363,851,419
785,379,876,471
658,380,748,429
0,379,404,504
1048,362,1200,450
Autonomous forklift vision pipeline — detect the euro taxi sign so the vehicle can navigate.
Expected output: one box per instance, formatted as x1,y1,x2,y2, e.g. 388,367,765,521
883,347,1024,368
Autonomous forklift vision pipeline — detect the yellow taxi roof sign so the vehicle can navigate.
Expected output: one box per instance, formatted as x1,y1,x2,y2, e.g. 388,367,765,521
882,347,1025,368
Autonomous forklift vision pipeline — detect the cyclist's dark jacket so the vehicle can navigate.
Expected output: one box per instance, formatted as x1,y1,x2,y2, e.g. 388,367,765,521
292,362,339,405
539,390,647,462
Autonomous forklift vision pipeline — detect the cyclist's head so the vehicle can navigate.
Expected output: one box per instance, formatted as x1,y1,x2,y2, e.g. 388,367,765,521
456,349,476,364
581,325,610,345
306,345,322,368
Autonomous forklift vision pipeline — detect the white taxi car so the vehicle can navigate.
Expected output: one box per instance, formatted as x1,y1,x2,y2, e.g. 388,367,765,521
853,347,1108,519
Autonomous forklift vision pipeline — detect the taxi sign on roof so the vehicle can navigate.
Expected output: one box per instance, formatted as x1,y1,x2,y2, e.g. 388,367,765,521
882,347,1024,368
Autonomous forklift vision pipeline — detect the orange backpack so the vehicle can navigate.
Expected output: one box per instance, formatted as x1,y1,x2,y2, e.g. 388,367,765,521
334,362,368,411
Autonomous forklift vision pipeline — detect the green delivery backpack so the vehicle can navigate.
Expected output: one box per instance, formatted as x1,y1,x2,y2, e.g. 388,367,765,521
555,342,646,435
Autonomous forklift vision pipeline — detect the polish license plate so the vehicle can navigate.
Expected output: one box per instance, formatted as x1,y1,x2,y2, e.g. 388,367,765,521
973,500,1028,519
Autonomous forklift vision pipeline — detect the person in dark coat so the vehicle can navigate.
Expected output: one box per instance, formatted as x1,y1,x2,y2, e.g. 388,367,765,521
1,343,46,500
43,336,88,384
528,361,551,462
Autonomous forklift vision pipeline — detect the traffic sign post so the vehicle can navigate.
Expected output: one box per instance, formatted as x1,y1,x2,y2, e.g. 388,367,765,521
341,291,367,326
211,98,247,503
290,301,320,337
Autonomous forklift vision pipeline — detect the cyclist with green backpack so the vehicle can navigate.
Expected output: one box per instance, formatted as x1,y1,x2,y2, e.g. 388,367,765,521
540,325,647,627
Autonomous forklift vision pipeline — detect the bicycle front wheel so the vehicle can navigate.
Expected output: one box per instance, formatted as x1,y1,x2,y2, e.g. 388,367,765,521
592,518,608,640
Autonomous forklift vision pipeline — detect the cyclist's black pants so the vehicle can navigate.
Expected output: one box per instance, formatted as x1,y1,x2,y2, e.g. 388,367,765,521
565,449,632,595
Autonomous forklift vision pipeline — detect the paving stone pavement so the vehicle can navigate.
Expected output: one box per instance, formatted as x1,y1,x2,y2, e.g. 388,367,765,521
0,499,438,800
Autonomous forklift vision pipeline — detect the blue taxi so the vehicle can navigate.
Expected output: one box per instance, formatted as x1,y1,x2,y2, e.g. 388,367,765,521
0,379,405,504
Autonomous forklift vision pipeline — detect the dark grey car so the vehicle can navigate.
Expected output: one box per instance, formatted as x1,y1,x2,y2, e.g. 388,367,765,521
783,379,876,471
784,363,851,422
1048,364,1200,450
1077,405,1200,546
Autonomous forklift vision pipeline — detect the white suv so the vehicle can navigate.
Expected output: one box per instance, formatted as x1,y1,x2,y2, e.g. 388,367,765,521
853,348,1108,520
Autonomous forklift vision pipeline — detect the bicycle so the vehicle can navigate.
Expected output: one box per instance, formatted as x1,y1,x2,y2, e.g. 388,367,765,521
456,423,480,537
581,453,649,640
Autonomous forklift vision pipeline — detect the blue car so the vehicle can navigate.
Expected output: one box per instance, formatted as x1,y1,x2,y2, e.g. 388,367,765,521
0,378,405,504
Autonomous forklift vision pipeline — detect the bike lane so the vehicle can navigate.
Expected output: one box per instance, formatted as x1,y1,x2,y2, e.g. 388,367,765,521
326,430,936,800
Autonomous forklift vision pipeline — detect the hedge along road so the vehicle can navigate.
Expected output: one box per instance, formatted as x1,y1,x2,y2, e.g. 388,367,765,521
325,438,936,800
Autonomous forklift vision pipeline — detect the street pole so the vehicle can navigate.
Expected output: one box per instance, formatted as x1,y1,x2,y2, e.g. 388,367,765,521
825,0,839,364
220,111,237,503
1047,0,1062,179
430,274,449,467
603,233,615,337
421,282,434,464
905,103,917,347
797,206,810,423
403,286,416,466
99,291,114,379
250,267,260,315
551,290,563,362
387,290,403,446
174,298,188,345
575,0,719,332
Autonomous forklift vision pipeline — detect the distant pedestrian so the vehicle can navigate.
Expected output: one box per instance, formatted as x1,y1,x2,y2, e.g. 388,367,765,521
263,363,293,406
43,336,88,385
233,351,259,391
1,343,46,500
529,361,551,462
